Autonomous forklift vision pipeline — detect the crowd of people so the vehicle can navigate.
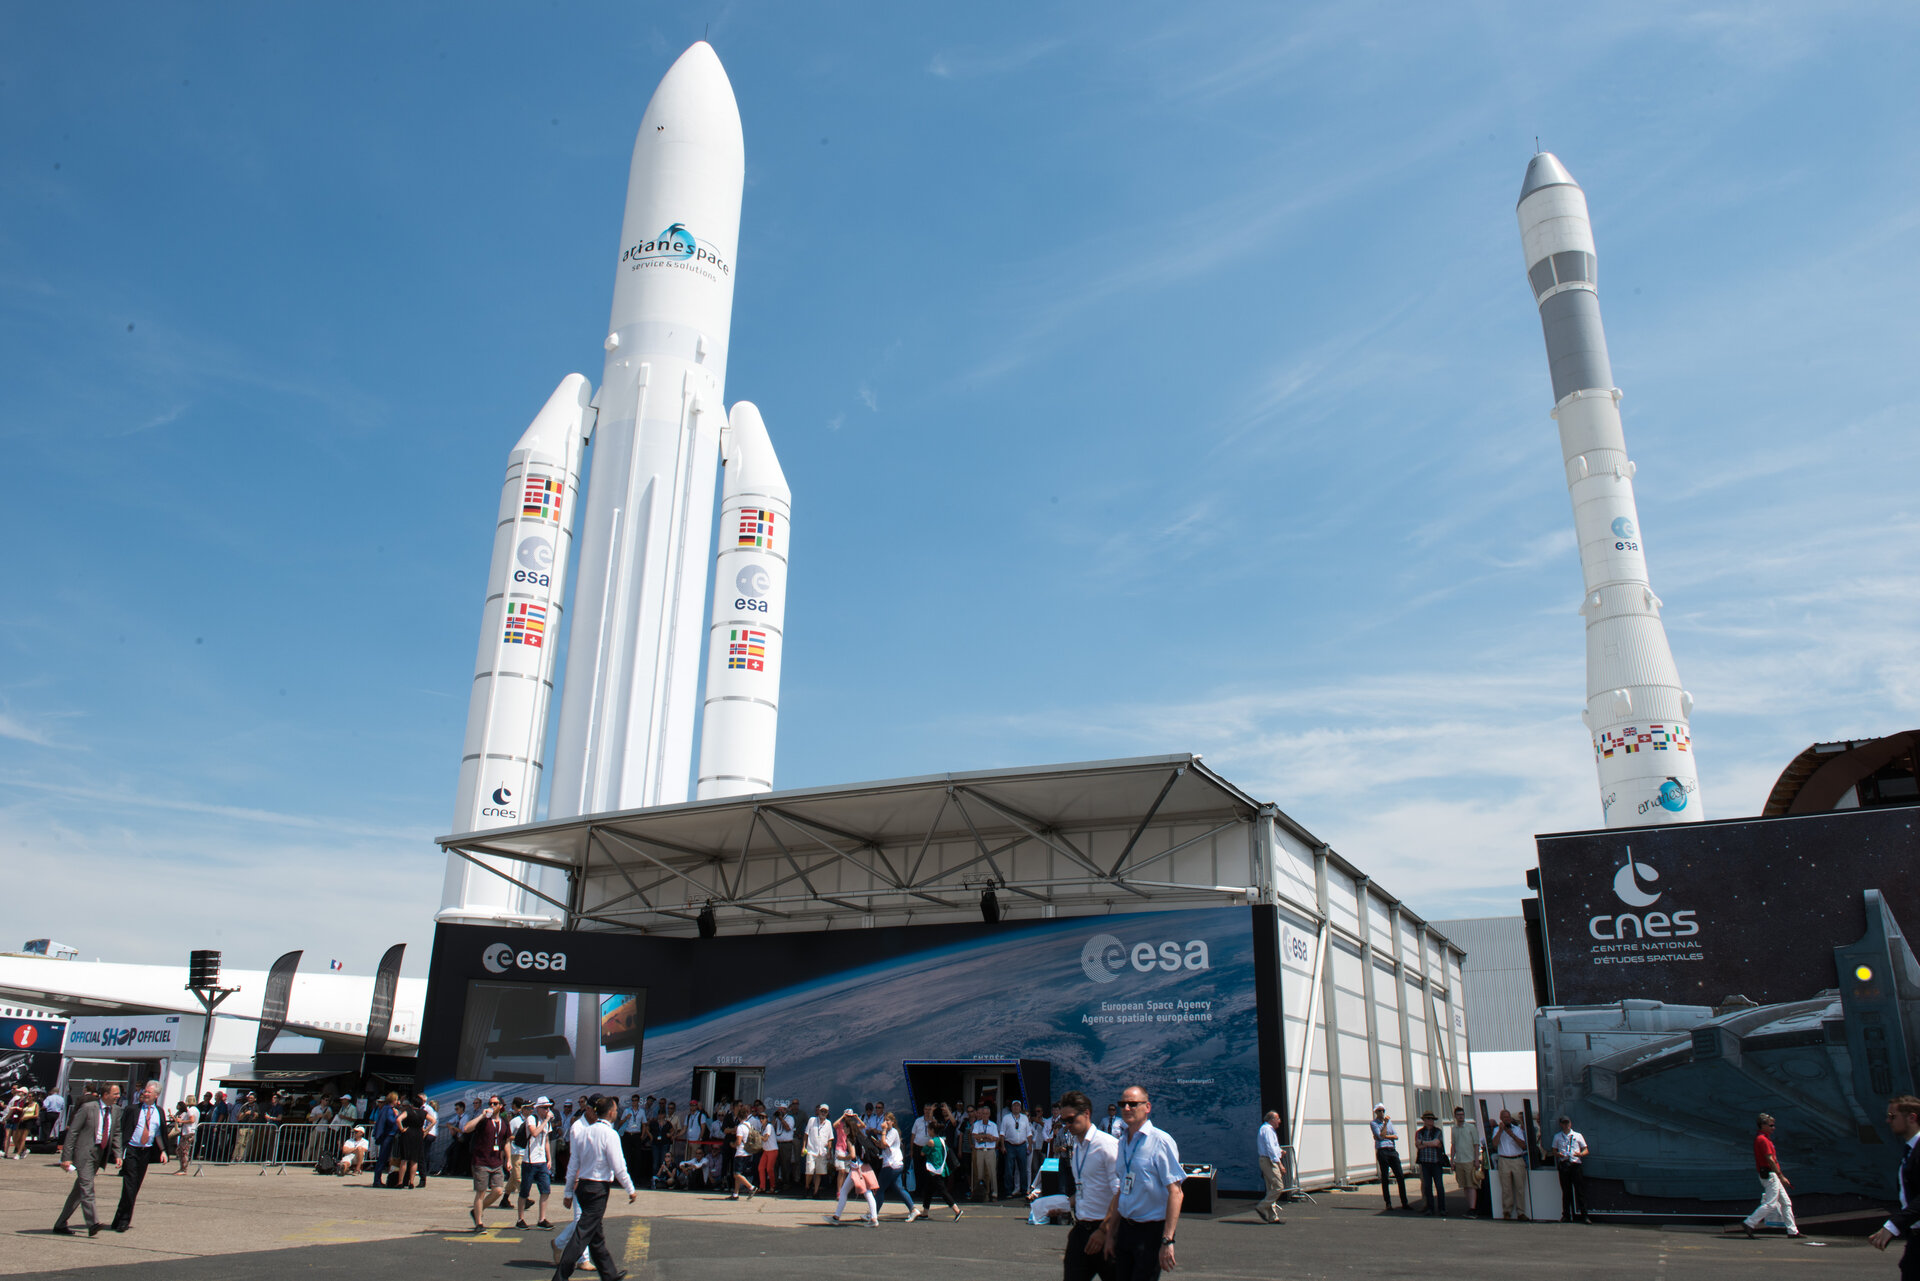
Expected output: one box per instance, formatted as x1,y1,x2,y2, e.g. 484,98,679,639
33,1074,1920,1280
428,1090,1112,1217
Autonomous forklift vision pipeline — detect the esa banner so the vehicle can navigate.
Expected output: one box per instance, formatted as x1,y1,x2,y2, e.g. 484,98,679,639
422,907,1260,1189
1536,805,1920,1006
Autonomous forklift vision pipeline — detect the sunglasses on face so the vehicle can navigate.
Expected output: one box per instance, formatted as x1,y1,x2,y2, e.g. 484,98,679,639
1119,1101,1146,1109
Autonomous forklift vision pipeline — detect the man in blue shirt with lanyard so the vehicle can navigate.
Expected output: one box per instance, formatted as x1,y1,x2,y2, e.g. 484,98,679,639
1101,1086,1184,1281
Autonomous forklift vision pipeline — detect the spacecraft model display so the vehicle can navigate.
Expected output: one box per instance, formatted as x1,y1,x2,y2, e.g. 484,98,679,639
1517,153,1701,829
440,42,789,924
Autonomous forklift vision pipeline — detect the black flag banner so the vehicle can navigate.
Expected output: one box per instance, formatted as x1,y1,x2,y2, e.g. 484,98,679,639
254,950,303,1055
365,943,405,1054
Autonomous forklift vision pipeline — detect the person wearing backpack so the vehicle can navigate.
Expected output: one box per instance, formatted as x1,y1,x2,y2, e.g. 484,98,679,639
728,1103,759,1201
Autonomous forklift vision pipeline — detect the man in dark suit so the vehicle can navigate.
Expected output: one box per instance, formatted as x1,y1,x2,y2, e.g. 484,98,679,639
1870,1094,1920,1276
53,1084,121,1236
111,1081,172,1231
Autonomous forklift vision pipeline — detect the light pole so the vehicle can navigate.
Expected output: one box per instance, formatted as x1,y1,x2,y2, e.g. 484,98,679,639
186,950,239,1099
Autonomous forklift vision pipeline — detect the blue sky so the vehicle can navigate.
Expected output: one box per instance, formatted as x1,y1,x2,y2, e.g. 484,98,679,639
4,2,1916,973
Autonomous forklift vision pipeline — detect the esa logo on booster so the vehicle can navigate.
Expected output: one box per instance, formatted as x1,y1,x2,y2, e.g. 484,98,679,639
482,942,568,974
1080,932,1212,984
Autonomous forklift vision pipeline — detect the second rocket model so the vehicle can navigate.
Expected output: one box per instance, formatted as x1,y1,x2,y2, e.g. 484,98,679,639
1517,152,1701,827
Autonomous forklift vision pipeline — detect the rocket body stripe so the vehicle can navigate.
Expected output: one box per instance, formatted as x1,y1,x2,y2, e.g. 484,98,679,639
441,374,591,923
1517,153,1701,827
697,402,789,800
549,42,744,817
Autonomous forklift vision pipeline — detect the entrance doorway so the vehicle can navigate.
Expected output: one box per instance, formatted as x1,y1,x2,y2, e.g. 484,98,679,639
692,1065,766,1113
901,1059,1051,1117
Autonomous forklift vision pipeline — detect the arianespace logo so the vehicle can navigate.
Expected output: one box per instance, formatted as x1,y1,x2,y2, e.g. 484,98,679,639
1589,849,1696,941
621,223,731,277
1637,775,1695,818
1080,932,1211,984
482,942,569,974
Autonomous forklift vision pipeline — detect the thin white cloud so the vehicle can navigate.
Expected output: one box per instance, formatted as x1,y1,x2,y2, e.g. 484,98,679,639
2,774,432,843
120,403,189,437
0,712,55,746
927,39,1064,80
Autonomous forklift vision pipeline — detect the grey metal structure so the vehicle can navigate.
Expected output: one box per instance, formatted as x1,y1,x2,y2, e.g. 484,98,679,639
1432,916,1536,1052
435,753,1472,1189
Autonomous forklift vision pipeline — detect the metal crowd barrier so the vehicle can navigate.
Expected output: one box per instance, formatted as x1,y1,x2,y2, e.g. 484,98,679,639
188,1122,350,1175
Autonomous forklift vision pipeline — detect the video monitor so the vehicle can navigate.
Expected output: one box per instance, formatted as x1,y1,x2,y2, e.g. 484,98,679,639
455,980,645,1086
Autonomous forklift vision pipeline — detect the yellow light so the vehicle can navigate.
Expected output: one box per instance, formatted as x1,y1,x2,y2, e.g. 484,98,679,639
1857,965,1875,982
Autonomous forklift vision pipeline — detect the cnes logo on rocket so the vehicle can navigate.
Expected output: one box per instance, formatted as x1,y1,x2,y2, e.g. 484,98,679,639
483,942,568,973
1081,932,1211,984
1589,850,1697,942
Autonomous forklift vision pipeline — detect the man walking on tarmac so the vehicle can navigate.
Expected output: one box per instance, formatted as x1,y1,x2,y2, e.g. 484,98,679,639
1738,1113,1800,1239
1102,1086,1184,1281
1059,1091,1117,1281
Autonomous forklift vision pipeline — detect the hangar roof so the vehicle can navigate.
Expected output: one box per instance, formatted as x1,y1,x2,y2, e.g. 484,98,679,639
436,754,1446,944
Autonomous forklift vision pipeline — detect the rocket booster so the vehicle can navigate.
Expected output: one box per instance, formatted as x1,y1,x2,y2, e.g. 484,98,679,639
548,42,745,818
440,374,591,923
697,402,790,799
1517,153,1701,827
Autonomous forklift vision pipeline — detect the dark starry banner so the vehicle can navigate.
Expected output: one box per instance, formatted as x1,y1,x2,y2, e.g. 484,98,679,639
1536,806,1920,1007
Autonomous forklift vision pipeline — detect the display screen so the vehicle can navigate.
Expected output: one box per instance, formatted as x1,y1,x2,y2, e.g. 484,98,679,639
455,981,645,1086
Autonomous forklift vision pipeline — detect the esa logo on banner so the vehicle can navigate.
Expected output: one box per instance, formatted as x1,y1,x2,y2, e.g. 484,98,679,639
483,942,568,974
1080,932,1212,984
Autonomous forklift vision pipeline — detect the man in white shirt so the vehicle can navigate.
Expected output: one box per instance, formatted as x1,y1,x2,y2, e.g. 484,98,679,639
772,1105,797,1189
805,1104,834,1199
555,1097,633,1281
1549,1115,1590,1224
910,1106,933,1175
1002,1100,1036,1196
969,1105,1000,1201
1869,1094,1920,1263
1491,1109,1531,1221
1255,1111,1287,1223
1058,1090,1118,1281
44,1090,67,1140
1106,1105,1127,1140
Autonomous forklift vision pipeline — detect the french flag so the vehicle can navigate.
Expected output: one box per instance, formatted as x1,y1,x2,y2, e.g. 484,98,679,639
329,960,344,971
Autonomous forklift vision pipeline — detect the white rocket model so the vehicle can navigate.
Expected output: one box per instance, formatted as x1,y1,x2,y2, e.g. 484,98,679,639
440,375,591,923
1517,152,1701,827
443,42,792,923
548,41,748,819
697,401,790,799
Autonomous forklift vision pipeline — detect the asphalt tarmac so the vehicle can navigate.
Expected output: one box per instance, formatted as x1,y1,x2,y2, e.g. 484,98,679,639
2,1158,1896,1280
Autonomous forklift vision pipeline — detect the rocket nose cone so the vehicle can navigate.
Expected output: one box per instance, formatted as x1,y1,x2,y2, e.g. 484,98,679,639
641,40,742,143
1518,151,1578,206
